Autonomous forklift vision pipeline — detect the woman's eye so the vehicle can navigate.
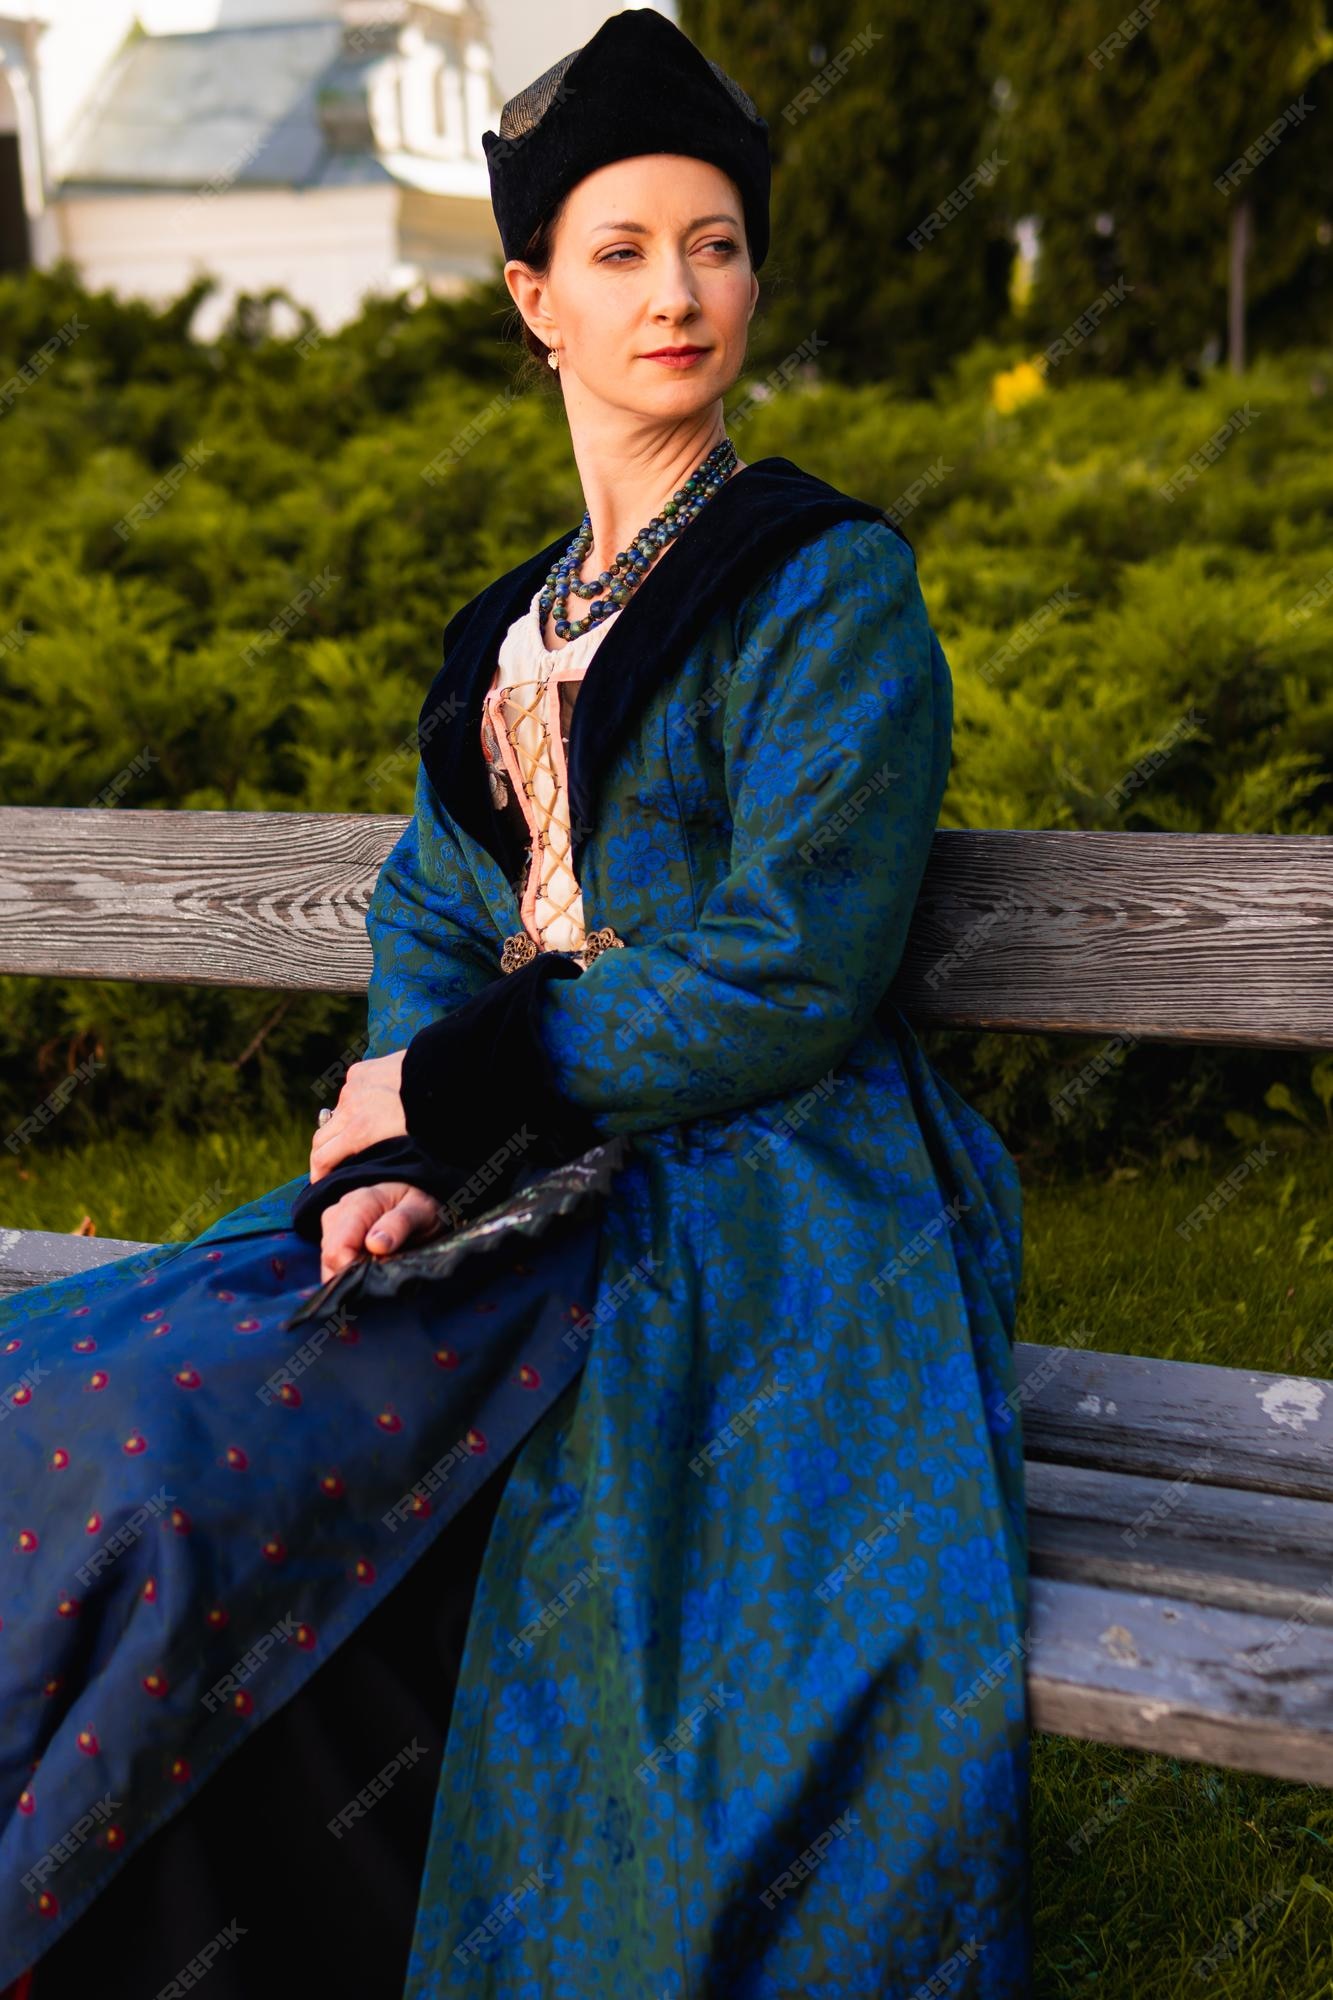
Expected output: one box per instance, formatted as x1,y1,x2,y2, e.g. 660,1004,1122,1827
598,238,737,264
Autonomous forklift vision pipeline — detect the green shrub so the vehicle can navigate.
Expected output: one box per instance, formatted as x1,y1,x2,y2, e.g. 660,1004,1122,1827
1,267,1329,1175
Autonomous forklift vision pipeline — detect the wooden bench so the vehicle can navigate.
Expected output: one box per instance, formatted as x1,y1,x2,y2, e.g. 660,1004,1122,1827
3,807,1332,1784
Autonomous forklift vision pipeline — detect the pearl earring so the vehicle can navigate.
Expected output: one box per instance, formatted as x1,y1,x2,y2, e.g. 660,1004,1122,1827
547,348,559,370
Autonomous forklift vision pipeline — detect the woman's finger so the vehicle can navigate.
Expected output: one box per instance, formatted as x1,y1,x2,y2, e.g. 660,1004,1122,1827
309,1115,369,1183
364,1186,445,1255
308,1081,407,1182
319,1183,442,1282
319,1189,380,1278
308,1120,344,1176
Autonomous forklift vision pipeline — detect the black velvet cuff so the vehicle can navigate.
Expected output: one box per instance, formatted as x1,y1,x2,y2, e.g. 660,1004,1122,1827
289,954,601,1248
399,951,602,1192
289,1134,467,1245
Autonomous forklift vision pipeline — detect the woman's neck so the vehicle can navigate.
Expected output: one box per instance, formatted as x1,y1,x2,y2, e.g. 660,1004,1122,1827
566,421,744,581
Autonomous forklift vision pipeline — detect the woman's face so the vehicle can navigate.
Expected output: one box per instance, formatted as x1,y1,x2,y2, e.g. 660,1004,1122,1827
507,153,760,422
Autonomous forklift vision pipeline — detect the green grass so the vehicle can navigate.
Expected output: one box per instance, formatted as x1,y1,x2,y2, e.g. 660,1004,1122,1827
1018,1135,1333,1376
4,1123,1333,1994
1023,1140,1333,1998
0,1110,313,1244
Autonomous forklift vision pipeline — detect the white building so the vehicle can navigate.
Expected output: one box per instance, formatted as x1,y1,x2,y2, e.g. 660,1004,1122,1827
0,0,673,337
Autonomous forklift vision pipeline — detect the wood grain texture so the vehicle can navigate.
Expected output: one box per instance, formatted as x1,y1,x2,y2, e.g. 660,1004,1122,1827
1029,1575,1333,1785
0,813,1330,1042
888,828,1333,1046
1013,1340,1333,1503
0,807,408,992
1027,1458,1333,1626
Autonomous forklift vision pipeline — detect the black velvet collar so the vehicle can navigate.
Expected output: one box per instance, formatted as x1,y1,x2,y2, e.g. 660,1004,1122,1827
416,454,907,880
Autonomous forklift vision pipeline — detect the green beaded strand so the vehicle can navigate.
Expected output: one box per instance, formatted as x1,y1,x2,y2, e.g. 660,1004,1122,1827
539,436,740,640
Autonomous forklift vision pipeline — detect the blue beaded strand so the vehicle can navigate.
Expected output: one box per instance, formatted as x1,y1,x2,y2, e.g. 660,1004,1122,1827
539,437,739,640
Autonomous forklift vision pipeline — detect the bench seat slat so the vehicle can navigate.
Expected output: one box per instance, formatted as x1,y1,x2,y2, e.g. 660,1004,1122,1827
1027,1458,1333,1627
0,1226,157,1296
1015,1340,1333,1503
1029,1574,1333,1786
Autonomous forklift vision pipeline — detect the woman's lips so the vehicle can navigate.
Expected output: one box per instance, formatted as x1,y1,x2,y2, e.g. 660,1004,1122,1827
641,348,709,366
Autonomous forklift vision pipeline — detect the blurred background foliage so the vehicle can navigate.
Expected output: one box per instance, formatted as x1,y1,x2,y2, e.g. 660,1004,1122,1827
692,0,1333,385
0,92,1330,1191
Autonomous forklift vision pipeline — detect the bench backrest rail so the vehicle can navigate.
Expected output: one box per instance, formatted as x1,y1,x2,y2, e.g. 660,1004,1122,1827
0,810,1330,1046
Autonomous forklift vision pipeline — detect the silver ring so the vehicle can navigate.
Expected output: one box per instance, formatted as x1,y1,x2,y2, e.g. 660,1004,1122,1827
317,1108,333,1126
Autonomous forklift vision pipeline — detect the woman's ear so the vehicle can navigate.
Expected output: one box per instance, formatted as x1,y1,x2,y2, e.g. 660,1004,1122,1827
502,260,554,348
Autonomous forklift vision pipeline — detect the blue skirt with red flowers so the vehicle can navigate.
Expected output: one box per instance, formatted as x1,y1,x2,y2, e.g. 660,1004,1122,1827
0,1205,601,1992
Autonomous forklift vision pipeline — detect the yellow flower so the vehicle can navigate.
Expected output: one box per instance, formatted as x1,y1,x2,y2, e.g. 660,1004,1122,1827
991,360,1046,413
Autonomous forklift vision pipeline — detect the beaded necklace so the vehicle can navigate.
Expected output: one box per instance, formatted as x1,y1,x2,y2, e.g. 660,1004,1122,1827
539,435,740,641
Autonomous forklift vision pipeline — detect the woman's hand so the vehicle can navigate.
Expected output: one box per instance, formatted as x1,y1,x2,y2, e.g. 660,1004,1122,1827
319,1180,445,1285
310,1052,408,1183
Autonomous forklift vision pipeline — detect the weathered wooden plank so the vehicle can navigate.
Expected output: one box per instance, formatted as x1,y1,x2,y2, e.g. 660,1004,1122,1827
1029,1574,1333,1785
888,828,1333,1047
1013,1340,1333,1504
0,1225,156,1298
1027,1458,1333,1626
0,807,408,992
1,814,1331,1042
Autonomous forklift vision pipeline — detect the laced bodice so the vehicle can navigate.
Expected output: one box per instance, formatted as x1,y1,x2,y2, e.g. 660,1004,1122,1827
480,587,624,966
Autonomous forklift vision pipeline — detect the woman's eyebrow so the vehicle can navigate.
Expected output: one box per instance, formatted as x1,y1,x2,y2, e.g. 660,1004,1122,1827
590,213,741,234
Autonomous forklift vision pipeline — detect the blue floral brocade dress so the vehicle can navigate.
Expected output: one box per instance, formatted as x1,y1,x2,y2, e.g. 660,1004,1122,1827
0,456,1032,1999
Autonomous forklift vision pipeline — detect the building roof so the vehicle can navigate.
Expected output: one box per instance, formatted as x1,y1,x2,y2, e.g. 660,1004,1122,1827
55,18,448,195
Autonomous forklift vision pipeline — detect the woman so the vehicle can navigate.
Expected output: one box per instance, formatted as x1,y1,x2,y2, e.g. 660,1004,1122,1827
0,10,1031,1996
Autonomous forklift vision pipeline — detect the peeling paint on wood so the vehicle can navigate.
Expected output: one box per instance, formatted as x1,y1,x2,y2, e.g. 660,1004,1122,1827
1256,1378,1327,1432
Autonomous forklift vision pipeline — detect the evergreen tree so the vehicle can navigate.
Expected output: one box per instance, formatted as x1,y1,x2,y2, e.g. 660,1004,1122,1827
683,1,1015,393
1246,45,1333,361
982,0,1331,376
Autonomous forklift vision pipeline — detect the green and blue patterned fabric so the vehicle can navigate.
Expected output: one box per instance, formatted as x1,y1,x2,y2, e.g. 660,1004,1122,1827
0,457,1029,1997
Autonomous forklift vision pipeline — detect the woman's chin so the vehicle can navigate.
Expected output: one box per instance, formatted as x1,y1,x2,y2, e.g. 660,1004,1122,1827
621,367,726,415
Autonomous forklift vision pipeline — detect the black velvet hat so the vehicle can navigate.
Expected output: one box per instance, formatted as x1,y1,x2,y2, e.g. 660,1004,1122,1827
483,8,771,272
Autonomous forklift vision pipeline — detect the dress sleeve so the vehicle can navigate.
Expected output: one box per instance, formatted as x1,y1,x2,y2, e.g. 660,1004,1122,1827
289,760,512,1243
362,759,503,1056
396,519,950,1164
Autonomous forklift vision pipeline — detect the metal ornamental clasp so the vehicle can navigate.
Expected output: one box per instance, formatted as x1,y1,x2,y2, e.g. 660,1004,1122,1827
499,927,626,974
583,926,626,964
500,933,539,974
